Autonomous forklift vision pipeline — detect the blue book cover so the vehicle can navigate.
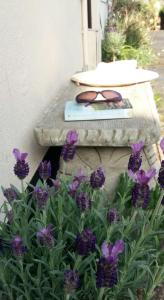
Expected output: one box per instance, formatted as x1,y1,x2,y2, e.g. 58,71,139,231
64,98,133,121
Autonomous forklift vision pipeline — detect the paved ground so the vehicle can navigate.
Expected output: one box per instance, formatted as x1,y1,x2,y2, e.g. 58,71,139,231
149,31,164,135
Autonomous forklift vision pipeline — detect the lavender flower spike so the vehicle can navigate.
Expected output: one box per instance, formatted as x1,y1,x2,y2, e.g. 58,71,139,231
96,240,124,288
13,149,28,161
13,148,29,180
61,143,76,161
131,141,144,155
107,209,119,224
136,168,156,185
66,130,78,145
11,235,27,256
51,178,61,191
39,161,51,181
37,224,54,247
33,187,49,209
3,187,18,203
128,141,144,173
158,160,164,188
61,130,78,162
75,229,96,256
131,168,156,209
160,137,164,153
101,240,124,262
90,167,105,189
73,169,88,184
64,270,79,294
75,192,91,212
68,180,79,198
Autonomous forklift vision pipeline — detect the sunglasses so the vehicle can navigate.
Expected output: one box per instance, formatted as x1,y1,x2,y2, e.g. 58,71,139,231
75,90,122,106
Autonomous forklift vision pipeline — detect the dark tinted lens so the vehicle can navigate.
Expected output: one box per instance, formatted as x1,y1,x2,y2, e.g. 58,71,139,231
76,91,97,102
101,90,122,101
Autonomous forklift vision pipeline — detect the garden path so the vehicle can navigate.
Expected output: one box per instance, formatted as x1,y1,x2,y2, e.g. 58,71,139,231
150,30,164,136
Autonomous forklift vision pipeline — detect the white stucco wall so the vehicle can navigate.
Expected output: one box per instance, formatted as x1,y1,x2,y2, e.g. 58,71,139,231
0,0,83,198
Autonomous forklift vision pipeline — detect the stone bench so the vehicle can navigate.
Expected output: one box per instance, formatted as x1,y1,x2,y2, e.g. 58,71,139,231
34,81,161,194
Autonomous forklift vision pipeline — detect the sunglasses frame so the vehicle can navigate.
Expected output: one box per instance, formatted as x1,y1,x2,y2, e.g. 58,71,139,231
75,90,122,105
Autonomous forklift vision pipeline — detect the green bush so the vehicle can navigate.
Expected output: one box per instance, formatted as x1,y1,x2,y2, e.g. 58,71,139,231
0,132,163,299
102,0,156,65
102,31,126,62
159,6,164,17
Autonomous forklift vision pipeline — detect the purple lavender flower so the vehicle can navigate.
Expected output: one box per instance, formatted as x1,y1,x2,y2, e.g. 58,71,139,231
90,167,105,189
13,148,29,180
75,192,91,212
66,130,78,144
68,170,87,198
39,161,51,181
131,168,156,208
160,137,164,153
101,240,124,262
96,257,118,288
136,169,156,185
6,210,14,224
61,130,78,162
75,229,96,256
3,187,18,203
128,141,144,173
73,169,88,184
51,178,61,190
33,187,49,209
107,209,119,224
61,143,76,162
11,235,27,256
96,240,124,288
131,182,140,207
37,224,54,247
68,180,79,198
64,270,79,294
158,160,164,188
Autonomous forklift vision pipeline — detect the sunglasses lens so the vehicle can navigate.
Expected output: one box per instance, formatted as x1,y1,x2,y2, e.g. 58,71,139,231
76,91,97,102
101,90,122,101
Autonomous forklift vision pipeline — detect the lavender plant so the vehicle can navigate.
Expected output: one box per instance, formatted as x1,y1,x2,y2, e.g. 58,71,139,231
0,133,163,300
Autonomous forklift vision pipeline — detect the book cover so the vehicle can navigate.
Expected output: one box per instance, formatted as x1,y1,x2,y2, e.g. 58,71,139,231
64,98,133,121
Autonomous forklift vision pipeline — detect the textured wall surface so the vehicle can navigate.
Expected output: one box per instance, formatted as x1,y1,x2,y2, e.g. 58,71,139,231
0,0,83,199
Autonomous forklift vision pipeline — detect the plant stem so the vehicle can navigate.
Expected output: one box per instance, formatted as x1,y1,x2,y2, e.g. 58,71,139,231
150,189,164,228
58,195,63,239
106,226,113,242
80,212,85,232
145,266,164,300
74,255,82,270
66,294,70,300
21,180,24,194
98,287,105,300
19,260,31,300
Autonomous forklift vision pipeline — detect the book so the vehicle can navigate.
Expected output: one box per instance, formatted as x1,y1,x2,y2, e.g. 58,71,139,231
64,98,133,121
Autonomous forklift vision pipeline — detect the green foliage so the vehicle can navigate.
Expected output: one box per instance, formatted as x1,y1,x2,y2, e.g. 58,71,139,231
0,157,163,299
102,0,156,66
119,44,154,67
102,31,126,62
159,6,164,16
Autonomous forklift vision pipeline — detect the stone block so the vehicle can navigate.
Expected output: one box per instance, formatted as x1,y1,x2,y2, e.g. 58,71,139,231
59,145,160,198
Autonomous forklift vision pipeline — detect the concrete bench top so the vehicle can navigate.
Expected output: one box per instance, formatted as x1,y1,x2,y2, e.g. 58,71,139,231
34,81,160,147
